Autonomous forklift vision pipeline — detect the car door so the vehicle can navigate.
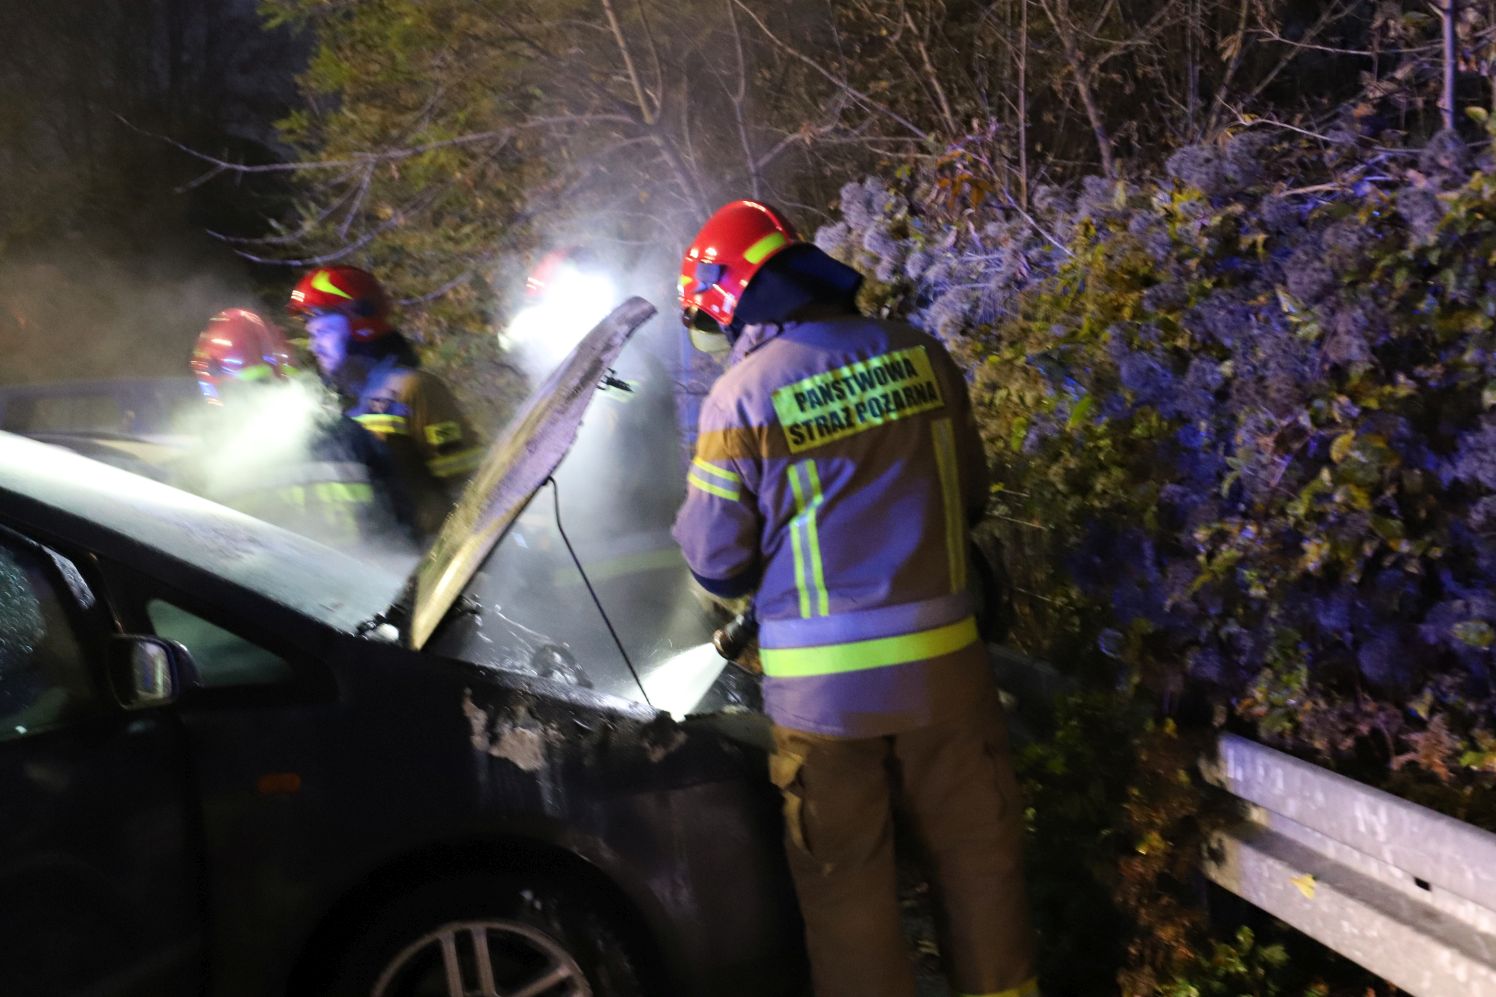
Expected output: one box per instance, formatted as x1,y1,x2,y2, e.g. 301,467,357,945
0,524,202,996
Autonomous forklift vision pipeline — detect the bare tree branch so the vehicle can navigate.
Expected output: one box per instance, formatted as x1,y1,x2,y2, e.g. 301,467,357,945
903,7,959,136
730,0,930,140
1037,0,1117,176
600,0,658,124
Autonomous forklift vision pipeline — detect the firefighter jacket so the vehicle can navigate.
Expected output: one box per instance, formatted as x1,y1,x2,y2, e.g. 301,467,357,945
184,414,397,551
347,355,483,536
673,315,995,737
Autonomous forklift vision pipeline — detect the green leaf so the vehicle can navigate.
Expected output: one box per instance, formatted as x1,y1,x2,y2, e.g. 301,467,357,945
1460,750,1496,772
1008,415,1030,452
1452,620,1496,649
1067,394,1095,430
1330,431,1356,464
1334,484,1373,511
1370,515,1405,542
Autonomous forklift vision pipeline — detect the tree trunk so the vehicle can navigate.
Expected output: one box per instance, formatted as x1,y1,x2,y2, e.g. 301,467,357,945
1040,0,1117,176
1441,0,1459,132
1186,0,1199,138
1018,0,1030,206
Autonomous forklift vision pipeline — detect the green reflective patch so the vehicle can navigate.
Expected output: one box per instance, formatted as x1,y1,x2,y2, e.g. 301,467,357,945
425,420,462,446
312,482,374,503
311,270,354,300
955,978,1042,997
743,231,789,265
355,413,408,436
428,447,483,478
771,346,944,453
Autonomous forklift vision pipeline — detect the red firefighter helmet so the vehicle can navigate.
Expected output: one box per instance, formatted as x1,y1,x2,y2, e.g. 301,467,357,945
189,309,295,400
678,200,798,329
287,266,393,340
526,248,580,300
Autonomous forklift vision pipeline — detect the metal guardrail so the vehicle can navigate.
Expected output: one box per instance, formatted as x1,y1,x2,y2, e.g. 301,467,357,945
1200,733,1496,995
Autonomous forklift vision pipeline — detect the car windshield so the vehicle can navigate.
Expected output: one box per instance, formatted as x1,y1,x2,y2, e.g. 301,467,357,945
0,432,402,633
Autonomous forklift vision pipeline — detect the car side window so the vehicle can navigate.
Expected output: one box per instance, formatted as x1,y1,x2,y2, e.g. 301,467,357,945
0,538,99,741
146,600,293,688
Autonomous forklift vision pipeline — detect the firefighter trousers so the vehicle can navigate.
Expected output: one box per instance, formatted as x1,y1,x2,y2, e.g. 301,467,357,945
769,694,1038,997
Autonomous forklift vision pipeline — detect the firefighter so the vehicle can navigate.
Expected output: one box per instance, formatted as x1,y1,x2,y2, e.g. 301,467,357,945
287,266,482,537
672,201,1039,997
184,308,400,550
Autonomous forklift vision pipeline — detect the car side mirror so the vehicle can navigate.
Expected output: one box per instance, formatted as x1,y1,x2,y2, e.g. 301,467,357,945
109,635,194,709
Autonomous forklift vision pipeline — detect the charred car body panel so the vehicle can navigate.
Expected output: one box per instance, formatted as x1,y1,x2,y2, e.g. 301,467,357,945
0,300,803,996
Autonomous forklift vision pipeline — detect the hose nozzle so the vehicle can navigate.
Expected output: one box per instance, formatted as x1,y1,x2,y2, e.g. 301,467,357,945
712,607,759,666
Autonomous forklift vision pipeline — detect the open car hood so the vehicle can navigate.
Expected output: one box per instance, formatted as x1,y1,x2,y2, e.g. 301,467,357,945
393,297,657,649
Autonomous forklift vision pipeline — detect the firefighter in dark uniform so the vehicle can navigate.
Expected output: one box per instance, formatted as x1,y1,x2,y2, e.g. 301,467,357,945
184,308,402,551
287,266,482,537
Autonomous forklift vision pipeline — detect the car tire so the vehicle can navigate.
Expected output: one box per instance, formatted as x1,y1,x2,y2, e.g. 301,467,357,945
329,873,646,997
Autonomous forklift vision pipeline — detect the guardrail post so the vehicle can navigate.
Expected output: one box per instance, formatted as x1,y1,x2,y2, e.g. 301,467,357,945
1200,733,1496,995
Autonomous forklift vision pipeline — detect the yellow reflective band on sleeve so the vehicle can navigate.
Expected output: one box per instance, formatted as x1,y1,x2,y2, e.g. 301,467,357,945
692,457,741,484
280,485,308,509
932,418,967,594
786,460,829,618
743,230,789,265
355,413,409,436
688,472,741,501
236,364,275,383
760,617,979,678
956,978,1041,997
424,420,462,447
427,447,484,479
312,482,374,504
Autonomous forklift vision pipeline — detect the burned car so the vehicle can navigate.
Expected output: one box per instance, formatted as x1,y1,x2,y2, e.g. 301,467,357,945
0,376,200,480
0,300,802,997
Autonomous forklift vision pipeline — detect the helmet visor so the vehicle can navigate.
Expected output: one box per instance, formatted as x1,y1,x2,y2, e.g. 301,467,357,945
681,302,723,333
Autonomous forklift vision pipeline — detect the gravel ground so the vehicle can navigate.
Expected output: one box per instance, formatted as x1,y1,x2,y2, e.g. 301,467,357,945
900,869,951,997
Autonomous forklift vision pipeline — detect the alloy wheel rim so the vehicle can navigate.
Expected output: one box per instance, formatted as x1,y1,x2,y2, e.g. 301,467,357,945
372,918,591,997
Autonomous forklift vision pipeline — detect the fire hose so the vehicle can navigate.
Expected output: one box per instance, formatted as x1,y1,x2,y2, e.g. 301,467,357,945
711,606,760,673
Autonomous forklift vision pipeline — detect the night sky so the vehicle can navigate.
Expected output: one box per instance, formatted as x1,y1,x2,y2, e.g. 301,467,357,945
0,0,305,384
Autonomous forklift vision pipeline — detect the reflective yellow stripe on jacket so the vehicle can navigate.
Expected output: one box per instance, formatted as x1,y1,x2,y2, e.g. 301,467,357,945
759,617,979,678
931,417,967,593
354,413,408,437
688,458,741,501
957,978,1041,997
427,446,484,479
786,459,829,618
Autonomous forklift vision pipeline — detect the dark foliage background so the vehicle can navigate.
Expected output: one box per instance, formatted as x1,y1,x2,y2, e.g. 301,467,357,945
822,124,1496,992
0,0,302,385
248,1,1496,991
9,0,1496,991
